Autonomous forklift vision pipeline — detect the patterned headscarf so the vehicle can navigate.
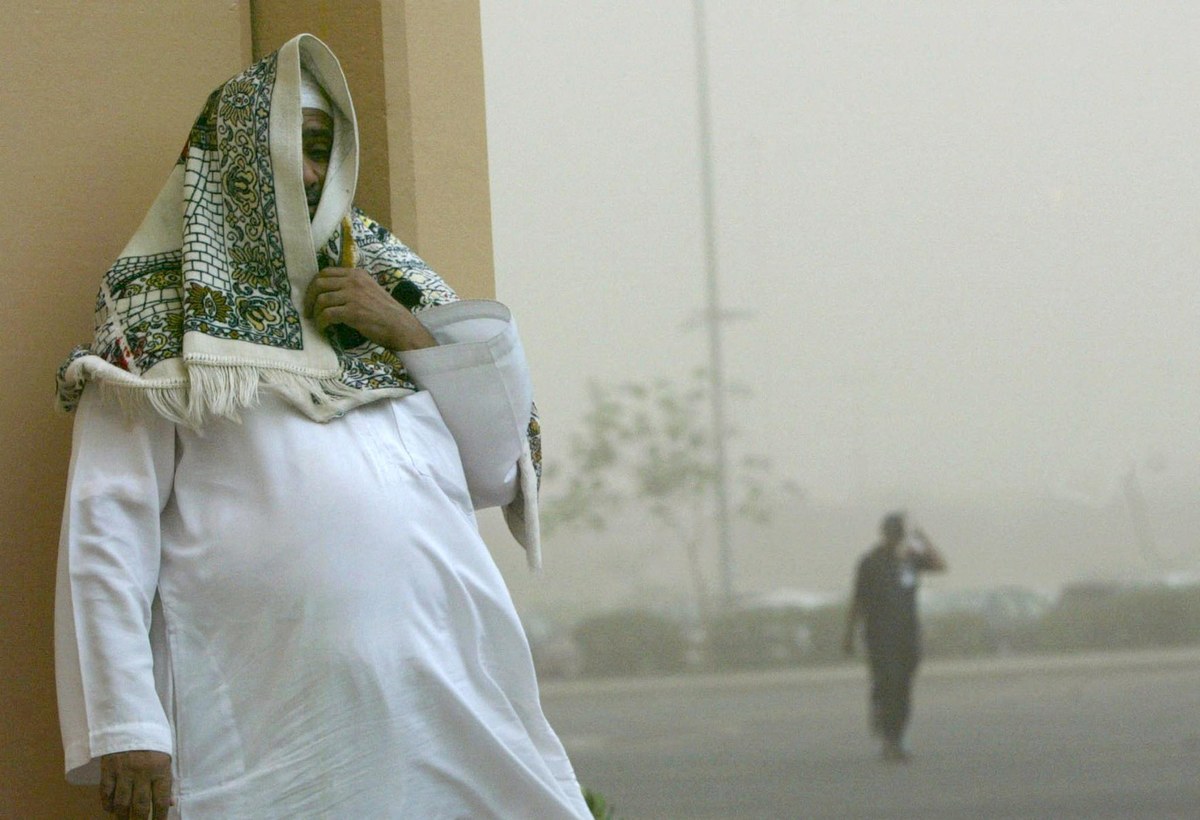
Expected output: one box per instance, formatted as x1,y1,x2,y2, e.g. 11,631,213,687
56,34,457,426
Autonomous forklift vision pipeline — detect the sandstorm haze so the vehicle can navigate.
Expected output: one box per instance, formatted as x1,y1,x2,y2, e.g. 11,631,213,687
476,2,1200,606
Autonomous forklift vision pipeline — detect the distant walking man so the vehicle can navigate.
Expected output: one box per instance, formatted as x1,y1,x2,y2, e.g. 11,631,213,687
843,512,947,761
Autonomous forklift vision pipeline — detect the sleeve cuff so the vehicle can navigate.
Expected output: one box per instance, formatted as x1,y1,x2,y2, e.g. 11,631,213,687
397,301,533,511
65,722,174,785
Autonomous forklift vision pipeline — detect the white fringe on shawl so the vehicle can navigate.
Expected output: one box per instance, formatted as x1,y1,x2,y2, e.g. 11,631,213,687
63,353,386,429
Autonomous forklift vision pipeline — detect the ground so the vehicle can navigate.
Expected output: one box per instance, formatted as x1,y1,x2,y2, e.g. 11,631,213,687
542,647,1200,819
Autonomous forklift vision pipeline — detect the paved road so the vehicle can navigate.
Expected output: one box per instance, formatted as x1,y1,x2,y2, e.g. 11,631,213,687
540,648,1200,819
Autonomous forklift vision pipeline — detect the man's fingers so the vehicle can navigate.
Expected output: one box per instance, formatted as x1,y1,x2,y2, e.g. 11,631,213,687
111,771,134,818
98,752,173,818
304,270,338,316
314,305,347,333
305,268,360,317
100,758,118,812
314,291,348,311
303,277,326,317
306,267,418,349
130,778,154,819
152,773,173,819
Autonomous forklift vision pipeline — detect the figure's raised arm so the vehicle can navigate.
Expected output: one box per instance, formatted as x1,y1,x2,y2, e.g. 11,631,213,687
911,528,948,572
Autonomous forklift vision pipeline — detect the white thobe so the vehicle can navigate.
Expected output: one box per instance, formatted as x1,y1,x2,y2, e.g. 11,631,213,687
56,302,590,818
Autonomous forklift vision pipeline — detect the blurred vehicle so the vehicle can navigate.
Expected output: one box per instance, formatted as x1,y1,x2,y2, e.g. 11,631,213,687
522,614,582,681
1038,578,1200,652
571,609,688,678
706,605,814,669
1054,579,1147,608
919,586,1053,656
706,589,841,670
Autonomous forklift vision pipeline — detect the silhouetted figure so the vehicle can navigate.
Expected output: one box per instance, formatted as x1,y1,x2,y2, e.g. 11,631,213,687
843,512,947,762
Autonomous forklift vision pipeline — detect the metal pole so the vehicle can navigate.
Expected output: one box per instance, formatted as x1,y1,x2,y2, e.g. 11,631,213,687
692,0,736,605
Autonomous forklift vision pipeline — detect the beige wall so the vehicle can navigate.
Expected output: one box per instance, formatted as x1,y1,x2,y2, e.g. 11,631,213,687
380,0,496,299
0,2,493,815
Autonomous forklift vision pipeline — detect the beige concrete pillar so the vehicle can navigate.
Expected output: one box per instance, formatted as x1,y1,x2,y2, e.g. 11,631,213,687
380,0,496,299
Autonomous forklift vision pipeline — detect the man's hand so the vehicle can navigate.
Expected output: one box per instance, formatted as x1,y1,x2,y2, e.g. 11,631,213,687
304,267,436,351
100,750,172,819
909,527,948,572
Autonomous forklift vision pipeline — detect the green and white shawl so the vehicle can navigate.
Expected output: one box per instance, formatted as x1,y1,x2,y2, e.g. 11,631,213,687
57,33,544,557
56,34,462,426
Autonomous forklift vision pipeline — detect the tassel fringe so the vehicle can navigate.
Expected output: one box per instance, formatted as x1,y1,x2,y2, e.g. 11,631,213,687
61,354,399,429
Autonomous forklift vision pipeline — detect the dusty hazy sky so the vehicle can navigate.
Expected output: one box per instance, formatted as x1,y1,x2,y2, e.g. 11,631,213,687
478,2,1199,520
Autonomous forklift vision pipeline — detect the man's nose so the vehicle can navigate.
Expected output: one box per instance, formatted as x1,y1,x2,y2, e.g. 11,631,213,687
303,158,320,187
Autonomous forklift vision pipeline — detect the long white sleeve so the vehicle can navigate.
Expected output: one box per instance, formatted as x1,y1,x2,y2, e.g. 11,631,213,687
55,386,176,783
399,300,542,564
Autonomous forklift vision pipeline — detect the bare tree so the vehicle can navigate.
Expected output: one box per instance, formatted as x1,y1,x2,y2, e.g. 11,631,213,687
542,370,802,619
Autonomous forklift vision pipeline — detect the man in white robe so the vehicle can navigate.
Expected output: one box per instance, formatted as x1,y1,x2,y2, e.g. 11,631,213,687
55,34,590,819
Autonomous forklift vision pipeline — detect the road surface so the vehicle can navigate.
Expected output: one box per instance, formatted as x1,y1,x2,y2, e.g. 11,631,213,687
541,648,1200,819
